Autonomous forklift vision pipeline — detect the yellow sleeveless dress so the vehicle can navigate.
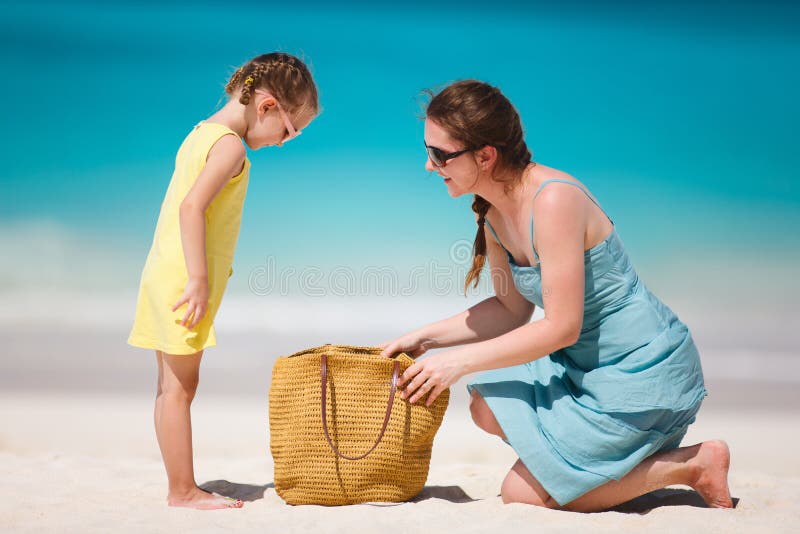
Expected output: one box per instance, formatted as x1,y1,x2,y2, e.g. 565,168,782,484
127,122,250,355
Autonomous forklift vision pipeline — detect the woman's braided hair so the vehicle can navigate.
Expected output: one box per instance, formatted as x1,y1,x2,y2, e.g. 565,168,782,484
425,80,533,293
225,52,318,115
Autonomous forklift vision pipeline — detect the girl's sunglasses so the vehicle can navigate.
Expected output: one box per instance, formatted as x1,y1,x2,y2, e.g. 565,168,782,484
424,142,472,167
275,100,301,143
256,89,302,143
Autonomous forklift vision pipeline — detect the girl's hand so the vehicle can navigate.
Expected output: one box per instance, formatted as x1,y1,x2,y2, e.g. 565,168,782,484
379,332,436,359
397,350,466,406
172,277,209,329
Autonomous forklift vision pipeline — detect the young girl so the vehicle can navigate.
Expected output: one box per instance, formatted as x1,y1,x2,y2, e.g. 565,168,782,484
127,52,318,510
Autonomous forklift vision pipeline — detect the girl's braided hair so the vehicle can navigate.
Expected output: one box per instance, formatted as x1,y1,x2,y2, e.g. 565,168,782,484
225,52,318,115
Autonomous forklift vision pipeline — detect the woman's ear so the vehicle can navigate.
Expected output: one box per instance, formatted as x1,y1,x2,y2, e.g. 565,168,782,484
475,145,497,170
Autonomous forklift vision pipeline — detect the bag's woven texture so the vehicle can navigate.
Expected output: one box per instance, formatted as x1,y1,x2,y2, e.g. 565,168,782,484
269,344,449,505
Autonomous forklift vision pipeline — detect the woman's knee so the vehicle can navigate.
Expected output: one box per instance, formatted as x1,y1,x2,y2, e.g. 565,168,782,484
501,459,558,508
469,389,505,438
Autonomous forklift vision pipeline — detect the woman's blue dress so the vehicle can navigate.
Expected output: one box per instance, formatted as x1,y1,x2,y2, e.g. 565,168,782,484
467,179,707,506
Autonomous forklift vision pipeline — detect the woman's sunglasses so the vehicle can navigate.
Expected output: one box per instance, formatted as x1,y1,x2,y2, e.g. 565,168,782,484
424,142,472,167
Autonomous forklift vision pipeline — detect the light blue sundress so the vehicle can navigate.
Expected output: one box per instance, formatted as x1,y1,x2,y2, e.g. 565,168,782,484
467,178,707,506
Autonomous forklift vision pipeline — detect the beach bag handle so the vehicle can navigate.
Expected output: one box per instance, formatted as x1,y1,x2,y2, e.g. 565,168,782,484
320,353,400,461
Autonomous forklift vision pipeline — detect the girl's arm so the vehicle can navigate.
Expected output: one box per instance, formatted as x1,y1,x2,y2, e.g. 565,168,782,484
172,134,246,328
381,226,535,357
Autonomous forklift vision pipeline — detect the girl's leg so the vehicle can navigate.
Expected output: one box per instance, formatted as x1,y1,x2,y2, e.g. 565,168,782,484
154,350,242,509
501,440,733,512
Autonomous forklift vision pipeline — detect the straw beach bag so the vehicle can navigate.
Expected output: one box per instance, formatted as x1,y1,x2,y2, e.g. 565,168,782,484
269,344,449,505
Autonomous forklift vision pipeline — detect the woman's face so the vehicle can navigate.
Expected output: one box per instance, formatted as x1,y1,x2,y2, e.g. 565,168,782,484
423,118,478,198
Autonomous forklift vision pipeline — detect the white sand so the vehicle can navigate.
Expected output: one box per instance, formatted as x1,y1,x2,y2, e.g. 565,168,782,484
1,389,799,533
1,301,799,533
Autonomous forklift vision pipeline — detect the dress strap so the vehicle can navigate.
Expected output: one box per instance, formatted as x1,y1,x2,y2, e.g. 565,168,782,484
529,179,614,262
484,219,510,254
529,216,540,264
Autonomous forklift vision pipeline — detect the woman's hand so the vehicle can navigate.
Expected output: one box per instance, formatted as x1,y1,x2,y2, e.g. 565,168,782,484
172,276,209,329
397,350,467,406
379,332,437,359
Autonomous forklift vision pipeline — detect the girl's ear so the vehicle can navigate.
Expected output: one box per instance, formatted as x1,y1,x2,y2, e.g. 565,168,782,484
256,93,278,116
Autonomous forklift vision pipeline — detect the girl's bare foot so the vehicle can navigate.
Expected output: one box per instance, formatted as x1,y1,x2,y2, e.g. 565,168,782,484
168,487,243,510
687,440,733,508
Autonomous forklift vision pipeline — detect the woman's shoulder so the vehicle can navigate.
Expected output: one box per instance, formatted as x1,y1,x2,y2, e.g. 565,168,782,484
529,166,589,207
530,166,614,247
531,165,586,191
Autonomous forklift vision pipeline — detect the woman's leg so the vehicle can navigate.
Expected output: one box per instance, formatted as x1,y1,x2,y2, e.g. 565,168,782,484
469,389,505,439
502,440,732,511
469,390,732,512
562,440,732,512
154,350,243,509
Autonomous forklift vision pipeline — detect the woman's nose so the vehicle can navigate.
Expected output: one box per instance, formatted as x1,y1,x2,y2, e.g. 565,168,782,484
424,157,435,172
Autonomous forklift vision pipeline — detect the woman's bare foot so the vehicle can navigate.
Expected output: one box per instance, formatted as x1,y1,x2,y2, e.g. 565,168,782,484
687,440,733,508
168,487,243,510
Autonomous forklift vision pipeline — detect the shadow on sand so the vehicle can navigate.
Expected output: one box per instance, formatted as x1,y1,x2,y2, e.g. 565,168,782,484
200,480,274,502
610,488,739,514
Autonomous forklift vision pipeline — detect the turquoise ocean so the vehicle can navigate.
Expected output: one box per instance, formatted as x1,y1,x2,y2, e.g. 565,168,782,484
1,1,798,348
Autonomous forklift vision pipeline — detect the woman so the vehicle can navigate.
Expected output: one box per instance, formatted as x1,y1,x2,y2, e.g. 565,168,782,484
380,80,732,512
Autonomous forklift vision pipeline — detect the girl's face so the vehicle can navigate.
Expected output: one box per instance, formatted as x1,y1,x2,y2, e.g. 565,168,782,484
423,118,478,198
245,92,316,149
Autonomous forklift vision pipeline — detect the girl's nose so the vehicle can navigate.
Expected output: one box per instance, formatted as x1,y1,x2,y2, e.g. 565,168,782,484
424,157,435,172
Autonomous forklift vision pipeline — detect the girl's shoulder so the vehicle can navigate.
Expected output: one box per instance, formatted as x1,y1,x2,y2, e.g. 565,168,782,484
178,122,246,164
192,121,244,142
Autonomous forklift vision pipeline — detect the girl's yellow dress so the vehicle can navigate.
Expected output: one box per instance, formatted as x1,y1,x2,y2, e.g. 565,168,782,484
128,122,250,355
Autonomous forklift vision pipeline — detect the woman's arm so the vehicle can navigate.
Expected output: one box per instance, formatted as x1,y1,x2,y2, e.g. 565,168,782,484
172,134,246,328
424,234,536,346
381,232,534,357
400,185,589,404
458,185,588,372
